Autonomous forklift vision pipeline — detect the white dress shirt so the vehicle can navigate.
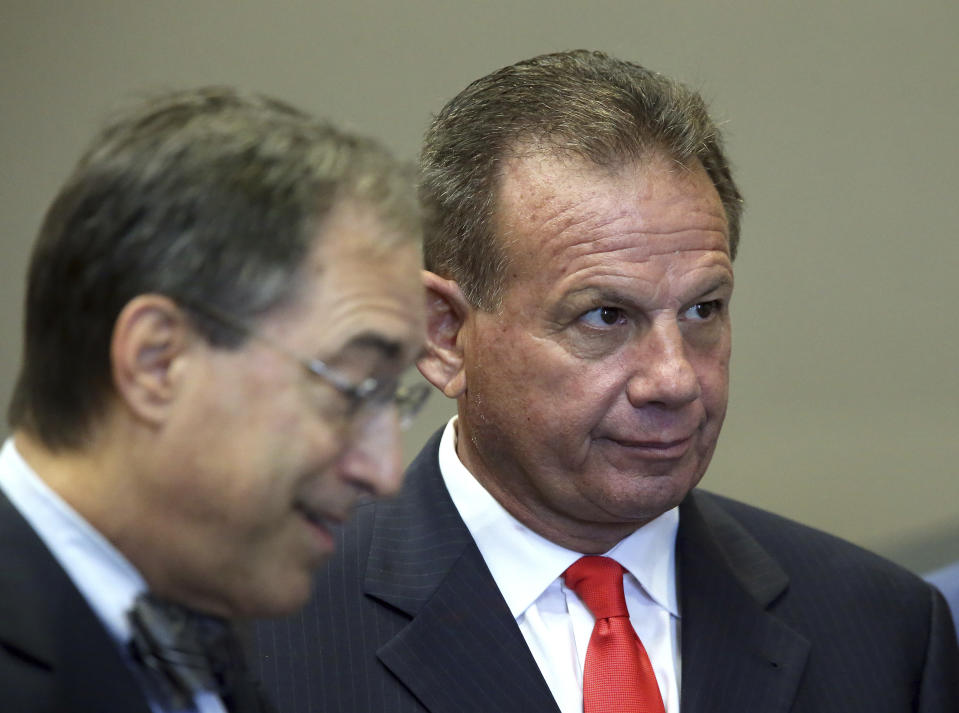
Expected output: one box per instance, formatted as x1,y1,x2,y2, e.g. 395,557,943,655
438,418,682,713
0,437,227,713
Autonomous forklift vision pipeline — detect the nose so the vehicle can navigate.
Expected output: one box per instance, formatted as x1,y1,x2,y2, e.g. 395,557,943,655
335,406,405,498
625,316,701,409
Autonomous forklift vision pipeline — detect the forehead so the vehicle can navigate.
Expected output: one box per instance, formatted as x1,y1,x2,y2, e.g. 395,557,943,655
494,151,729,274
269,202,424,362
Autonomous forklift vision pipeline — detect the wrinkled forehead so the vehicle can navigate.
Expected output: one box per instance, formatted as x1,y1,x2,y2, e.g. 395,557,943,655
492,150,728,269
330,245,423,350
258,201,425,358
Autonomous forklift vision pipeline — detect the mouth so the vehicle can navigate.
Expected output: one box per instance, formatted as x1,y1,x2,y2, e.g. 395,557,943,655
601,434,696,459
293,502,344,545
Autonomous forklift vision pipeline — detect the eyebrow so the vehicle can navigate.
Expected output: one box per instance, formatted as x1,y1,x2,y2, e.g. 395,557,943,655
690,274,734,299
563,273,734,308
341,333,405,360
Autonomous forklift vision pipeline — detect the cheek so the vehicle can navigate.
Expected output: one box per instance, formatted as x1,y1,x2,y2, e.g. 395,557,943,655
469,334,619,454
184,402,331,525
468,331,553,415
697,346,730,413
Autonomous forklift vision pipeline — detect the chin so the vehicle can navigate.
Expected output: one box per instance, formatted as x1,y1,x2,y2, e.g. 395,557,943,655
610,470,701,517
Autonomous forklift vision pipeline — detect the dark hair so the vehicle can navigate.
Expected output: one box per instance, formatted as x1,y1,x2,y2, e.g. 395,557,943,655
420,49,744,310
9,86,419,450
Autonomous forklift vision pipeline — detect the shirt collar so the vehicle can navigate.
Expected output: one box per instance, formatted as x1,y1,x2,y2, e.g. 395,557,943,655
0,437,147,645
438,418,680,619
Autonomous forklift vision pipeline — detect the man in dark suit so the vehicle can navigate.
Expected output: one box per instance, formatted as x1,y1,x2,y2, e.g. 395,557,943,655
0,86,429,712
253,50,959,712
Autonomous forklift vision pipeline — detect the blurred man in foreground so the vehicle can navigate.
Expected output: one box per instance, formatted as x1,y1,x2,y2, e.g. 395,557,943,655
254,51,958,712
0,86,427,712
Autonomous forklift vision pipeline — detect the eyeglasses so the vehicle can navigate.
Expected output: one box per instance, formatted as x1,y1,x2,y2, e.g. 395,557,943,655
179,300,430,430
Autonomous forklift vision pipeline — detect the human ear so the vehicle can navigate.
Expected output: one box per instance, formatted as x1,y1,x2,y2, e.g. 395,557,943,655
417,270,471,399
110,294,192,425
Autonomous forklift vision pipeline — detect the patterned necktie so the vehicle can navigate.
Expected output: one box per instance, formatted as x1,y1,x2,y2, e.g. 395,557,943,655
564,556,666,713
128,593,249,711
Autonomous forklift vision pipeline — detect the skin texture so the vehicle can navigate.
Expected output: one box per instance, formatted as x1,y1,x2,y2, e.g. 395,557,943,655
19,201,425,618
421,152,733,554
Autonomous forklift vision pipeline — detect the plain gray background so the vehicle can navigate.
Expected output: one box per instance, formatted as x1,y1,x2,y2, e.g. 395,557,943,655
2,1,957,572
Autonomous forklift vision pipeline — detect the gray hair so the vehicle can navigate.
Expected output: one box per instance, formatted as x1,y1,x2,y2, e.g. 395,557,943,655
420,49,744,310
9,85,419,450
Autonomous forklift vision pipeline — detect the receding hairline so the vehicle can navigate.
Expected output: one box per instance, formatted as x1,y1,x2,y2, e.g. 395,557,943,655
418,49,743,313
483,141,732,292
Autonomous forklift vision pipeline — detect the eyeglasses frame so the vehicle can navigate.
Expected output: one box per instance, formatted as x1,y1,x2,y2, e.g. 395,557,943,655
177,298,430,429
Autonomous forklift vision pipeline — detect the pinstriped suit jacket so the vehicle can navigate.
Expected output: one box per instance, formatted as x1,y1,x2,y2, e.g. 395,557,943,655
251,430,959,712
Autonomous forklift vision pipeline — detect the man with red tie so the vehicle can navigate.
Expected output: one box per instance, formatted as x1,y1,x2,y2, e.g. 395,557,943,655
253,50,959,712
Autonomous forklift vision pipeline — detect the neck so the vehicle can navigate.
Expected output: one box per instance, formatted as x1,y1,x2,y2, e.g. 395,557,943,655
452,421,644,554
14,425,168,585
13,429,117,520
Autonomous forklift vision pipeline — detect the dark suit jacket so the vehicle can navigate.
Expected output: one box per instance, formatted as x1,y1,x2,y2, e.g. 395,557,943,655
0,488,270,713
0,489,154,713
252,431,959,712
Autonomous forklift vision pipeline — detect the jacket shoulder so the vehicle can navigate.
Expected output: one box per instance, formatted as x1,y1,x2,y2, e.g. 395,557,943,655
688,489,944,633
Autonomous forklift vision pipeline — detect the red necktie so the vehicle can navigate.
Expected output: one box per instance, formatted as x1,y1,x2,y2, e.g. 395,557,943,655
564,556,666,713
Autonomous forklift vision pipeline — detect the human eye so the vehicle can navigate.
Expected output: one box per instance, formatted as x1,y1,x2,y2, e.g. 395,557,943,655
579,306,627,329
681,300,724,322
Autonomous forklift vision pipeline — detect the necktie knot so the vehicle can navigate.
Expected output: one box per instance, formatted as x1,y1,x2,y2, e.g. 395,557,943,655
128,593,243,709
563,555,630,619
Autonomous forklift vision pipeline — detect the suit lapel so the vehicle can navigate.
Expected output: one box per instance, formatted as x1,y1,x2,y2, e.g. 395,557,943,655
357,435,811,713
0,490,153,713
364,431,561,713
677,491,809,713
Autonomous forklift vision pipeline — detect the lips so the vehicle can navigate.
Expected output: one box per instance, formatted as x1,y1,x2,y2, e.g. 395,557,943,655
600,433,696,459
613,436,692,448
293,502,344,542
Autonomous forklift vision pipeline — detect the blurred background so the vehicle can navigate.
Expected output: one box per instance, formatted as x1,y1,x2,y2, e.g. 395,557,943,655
2,0,956,573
